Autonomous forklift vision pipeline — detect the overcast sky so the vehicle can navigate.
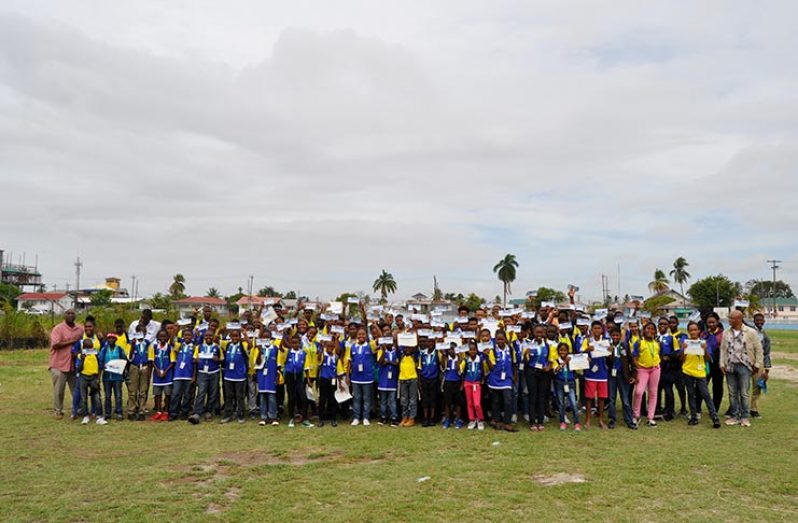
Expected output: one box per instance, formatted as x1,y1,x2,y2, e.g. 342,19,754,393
1,1,796,302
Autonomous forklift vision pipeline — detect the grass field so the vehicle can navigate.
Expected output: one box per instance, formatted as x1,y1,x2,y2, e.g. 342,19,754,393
1,333,797,522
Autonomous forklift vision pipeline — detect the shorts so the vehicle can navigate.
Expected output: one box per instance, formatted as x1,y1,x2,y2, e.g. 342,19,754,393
585,380,608,399
153,384,173,397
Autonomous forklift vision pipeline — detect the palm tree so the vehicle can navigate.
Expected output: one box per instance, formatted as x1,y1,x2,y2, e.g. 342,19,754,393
169,273,186,298
372,270,398,303
669,257,691,306
648,269,670,295
493,253,519,307
206,287,220,298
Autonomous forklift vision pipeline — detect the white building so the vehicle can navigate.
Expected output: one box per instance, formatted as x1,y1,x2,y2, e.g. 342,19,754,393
16,292,72,313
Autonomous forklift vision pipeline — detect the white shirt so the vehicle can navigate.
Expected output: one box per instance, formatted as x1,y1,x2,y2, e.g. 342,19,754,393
128,319,162,343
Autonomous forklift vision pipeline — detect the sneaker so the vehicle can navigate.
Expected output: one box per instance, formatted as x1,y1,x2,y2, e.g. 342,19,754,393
288,419,295,428
259,420,266,426
647,420,657,428
167,415,177,422
537,424,545,432
477,421,485,430
136,413,145,421
442,419,451,429
116,414,124,421
574,423,582,432
688,418,699,426
467,421,477,430
712,419,721,429
301,420,314,428
150,412,162,421
511,414,518,423
608,420,616,429
272,420,280,426
504,424,518,433
564,415,571,424
220,417,232,424
237,417,246,424
725,418,740,426
455,419,464,429
628,422,638,430
740,418,751,427
663,413,674,422
523,414,530,422
529,424,537,432
318,421,325,428
351,419,360,426
188,415,200,425
204,413,213,421
362,418,370,426
750,410,761,419
331,421,338,427
96,417,108,425
560,422,567,431
81,416,90,425
391,419,399,427
696,412,702,420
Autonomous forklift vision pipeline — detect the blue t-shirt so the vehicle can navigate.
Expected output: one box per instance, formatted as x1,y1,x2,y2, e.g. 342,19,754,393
152,343,174,386
419,350,439,380
173,342,195,381
129,340,151,367
487,346,513,390
319,352,339,380
283,349,307,376
378,349,399,391
350,343,376,384
197,343,221,374
255,344,279,393
443,355,461,382
584,336,609,381
464,355,483,382
223,342,248,381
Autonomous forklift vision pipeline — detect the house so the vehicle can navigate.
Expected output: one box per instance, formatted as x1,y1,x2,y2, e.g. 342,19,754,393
174,296,228,316
234,296,282,311
16,292,72,313
761,297,798,319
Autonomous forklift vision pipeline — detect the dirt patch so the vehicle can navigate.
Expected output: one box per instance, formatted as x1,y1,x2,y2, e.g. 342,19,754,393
769,365,798,383
533,473,586,486
217,449,341,467
225,487,240,501
206,503,223,515
771,352,798,361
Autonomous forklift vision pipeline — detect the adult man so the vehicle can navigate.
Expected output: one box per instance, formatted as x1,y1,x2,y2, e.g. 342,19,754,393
128,309,161,343
750,313,771,418
49,309,83,419
719,310,763,427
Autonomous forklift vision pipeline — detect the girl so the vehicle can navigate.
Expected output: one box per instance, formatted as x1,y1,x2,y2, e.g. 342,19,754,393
377,342,400,426
188,331,221,424
524,324,550,431
220,330,249,424
169,329,196,421
552,342,581,432
418,338,440,427
441,346,463,429
348,326,377,426
607,326,636,430
485,330,517,432
701,312,725,413
632,322,661,428
283,334,312,427
681,322,720,428
255,335,280,426
461,342,485,430
583,321,610,430
150,329,175,421
317,338,341,427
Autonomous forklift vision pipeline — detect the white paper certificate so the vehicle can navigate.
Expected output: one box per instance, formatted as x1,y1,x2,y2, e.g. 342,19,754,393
684,340,705,356
569,353,589,370
590,340,611,358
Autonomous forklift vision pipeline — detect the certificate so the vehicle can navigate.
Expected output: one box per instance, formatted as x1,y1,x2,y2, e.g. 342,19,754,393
397,333,418,347
104,359,127,375
444,335,462,347
684,340,705,356
378,336,394,345
569,353,589,370
198,350,214,360
590,340,611,358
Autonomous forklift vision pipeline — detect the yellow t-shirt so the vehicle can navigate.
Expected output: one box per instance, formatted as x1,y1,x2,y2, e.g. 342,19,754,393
682,339,708,378
78,334,101,376
303,339,319,378
399,353,418,381
635,339,661,369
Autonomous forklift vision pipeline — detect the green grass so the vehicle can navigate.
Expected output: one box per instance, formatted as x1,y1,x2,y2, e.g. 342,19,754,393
769,330,798,354
1,334,797,522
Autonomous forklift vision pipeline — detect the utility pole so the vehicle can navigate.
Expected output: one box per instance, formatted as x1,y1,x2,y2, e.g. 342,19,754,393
767,259,782,318
131,275,137,310
601,274,608,304
248,275,254,310
74,257,82,307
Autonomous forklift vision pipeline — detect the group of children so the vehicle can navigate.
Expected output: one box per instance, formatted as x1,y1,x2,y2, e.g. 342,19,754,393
67,296,772,433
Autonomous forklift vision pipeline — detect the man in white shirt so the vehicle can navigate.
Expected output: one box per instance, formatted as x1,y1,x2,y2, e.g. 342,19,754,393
128,309,161,343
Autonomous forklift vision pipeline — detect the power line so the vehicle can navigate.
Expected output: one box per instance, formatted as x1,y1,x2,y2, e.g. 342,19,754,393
766,259,782,317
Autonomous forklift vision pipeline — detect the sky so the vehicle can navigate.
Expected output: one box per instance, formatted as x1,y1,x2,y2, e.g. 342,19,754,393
1,0,797,302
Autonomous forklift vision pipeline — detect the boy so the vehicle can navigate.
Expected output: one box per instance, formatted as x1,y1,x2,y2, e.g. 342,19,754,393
484,330,518,432
418,337,440,427
317,337,342,427
441,345,464,429
583,321,610,429
126,328,151,420
188,331,221,424
77,338,105,425
254,335,281,426
669,315,689,416
170,329,197,421
377,342,400,426
71,316,102,420
607,327,635,429
220,329,249,424
657,317,680,421
750,313,771,418
149,329,175,421
98,333,126,421
398,343,419,427
680,322,720,428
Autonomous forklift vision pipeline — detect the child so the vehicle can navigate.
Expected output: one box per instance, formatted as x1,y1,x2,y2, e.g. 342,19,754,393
583,321,610,429
149,329,175,421
750,313,771,418
283,334,313,427
668,315,689,417
680,321,720,428
523,324,550,431
398,343,419,427
657,317,680,421
71,316,102,420
607,327,636,430
169,329,197,421
126,328,151,421
254,336,281,426
189,331,221,424
441,345,464,429
632,322,661,428
220,329,250,424
98,333,126,421
377,342,400,426
77,337,105,425
552,342,581,432
461,342,485,430
347,327,377,426
418,337,440,427
317,338,342,427
485,330,517,432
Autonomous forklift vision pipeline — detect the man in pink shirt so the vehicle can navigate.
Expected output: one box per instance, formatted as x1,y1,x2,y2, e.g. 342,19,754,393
49,309,84,419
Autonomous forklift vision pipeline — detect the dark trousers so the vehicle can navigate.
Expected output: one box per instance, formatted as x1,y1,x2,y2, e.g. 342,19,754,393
658,369,678,417
79,374,101,417
194,373,219,417
102,380,123,418
170,379,193,418
490,387,513,424
685,375,718,421
223,380,246,419
706,358,724,412
419,377,437,410
318,377,337,421
284,372,307,421
524,368,549,425
608,373,634,426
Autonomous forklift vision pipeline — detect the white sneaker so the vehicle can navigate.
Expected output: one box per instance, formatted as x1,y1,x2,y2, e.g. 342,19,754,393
81,416,90,425
351,419,360,426
511,414,517,423
362,418,370,426
477,421,485,431
564,415,571,424
467,421,477,430
725,418,740,426
523,414,530,422
96,417,108,425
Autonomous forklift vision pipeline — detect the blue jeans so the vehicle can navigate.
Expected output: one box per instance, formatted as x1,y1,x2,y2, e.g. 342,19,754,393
73,374,100,416
379,389,398,420
352,382,373,421
170,379,193,418
103,380,123,417
194,373,220,417
726,363,752,420
554,379,580,424
259,392,277,420
608,372,634,426
399,380,418,419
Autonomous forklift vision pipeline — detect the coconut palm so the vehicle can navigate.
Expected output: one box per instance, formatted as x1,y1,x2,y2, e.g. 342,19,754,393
648,269,670,295
169,273,186,298
669,257,691,306
493,253,519,307
206,287,220,298
372,270,398,302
